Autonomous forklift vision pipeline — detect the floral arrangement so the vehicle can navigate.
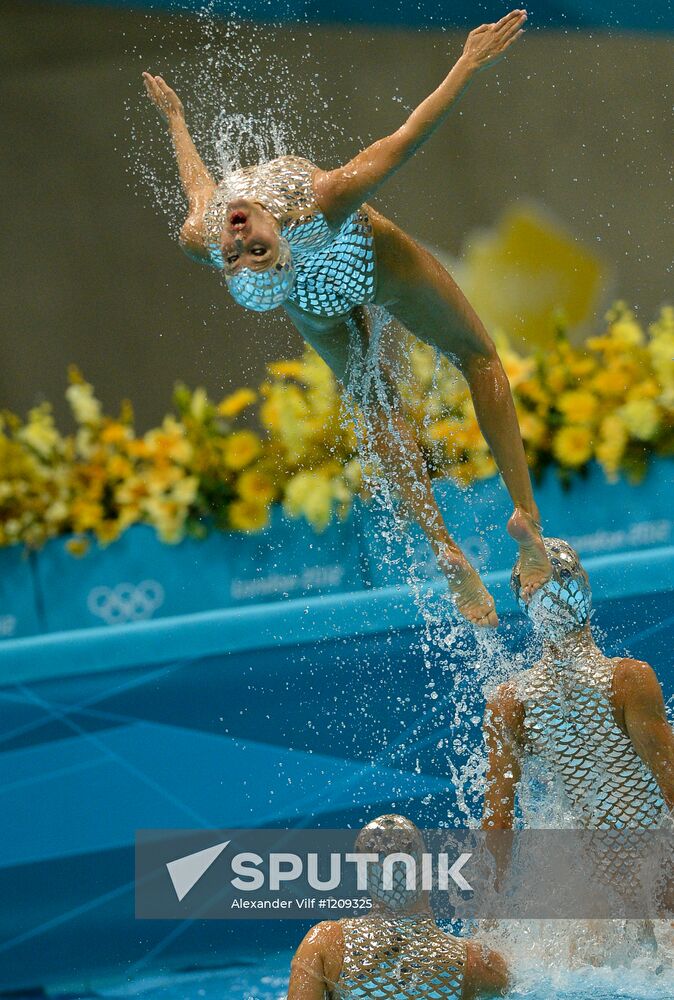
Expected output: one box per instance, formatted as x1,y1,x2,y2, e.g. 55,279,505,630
0,302,671,552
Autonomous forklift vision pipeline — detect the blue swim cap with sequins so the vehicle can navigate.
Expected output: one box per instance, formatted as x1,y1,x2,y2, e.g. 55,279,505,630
511,537,592,639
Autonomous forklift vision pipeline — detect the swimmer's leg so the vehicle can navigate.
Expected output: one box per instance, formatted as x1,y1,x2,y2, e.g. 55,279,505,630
370,209,552,602
283,300,498,628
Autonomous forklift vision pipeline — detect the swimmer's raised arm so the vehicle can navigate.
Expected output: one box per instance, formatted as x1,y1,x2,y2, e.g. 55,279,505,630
614,658,674,813
142,73,216,261
482,682,524,890
313,9,527,228
482,682,524,832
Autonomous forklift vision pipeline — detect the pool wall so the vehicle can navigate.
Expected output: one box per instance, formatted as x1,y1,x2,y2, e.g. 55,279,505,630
0,546,672,993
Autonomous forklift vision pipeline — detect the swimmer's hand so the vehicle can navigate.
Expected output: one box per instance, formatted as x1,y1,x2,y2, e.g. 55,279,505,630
142,73,185,122
461,9,527,71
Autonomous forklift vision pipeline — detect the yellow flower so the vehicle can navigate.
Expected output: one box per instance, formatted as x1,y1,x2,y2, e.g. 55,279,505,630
556,390,598,425
267,360,304,379
552,425,593,468
145,464,184,495
500,348,534,389
283,471,335,531
472,453,497,479
45,500,69,524
70,498,104,531
609,316,644,347
66,381,102,425
302,350,337,391
116,474,151,508
568,357,597,380
190,387,209,422
626,378,660,402
95,519,126,546
229,499,270,532
518,411,547,448
343,459,363,491
449,460,478,487
545,364,568,395
592,366,629,398
170,476,199,506
100,422,130,446
648,328,674,392
126,438,151,459
107,454,133,480
218,388,257,418
411,344,437,385
596,414,628,480
237,469,275,504
143,497,187,544
619,398,660,441
518,377,550,409
428,419,463,443
144,417,192,465
66,537,90,557
259,394,281,432
223,431,262,471
259,383,312,463
18,406,61,458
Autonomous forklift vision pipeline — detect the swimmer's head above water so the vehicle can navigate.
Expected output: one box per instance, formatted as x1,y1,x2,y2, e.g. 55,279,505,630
205,197,296,311
511,537,592,642
355,814,427,913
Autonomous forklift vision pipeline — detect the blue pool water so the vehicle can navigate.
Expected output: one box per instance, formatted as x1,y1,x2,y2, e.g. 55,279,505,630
87,951,674,1000
0,548,672,996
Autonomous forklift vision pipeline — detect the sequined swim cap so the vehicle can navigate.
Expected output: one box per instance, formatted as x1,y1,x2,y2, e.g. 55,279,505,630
511,537,592,640
355,815,426,911
226,236,295,312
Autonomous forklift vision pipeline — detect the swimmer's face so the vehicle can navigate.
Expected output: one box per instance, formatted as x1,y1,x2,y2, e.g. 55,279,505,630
220,200,280,275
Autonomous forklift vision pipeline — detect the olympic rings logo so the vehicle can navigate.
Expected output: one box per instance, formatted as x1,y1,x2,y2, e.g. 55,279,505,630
87,580,165,625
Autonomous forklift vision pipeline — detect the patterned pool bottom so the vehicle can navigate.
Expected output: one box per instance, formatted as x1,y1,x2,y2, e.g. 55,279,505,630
84,954,674,1000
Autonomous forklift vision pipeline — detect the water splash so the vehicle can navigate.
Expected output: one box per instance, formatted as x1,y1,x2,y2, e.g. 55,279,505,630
339,304,522,826
123,11,346,231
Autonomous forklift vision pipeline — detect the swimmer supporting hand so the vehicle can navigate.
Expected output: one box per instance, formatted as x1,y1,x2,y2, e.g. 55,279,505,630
142,73,216,261
313,9,528,228
482,683,524,890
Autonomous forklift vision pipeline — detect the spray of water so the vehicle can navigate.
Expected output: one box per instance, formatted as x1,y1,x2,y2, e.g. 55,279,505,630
123,8,347,234
338,304,523,826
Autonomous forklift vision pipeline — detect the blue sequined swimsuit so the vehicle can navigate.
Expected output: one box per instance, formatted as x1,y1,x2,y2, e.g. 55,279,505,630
213,156,377,318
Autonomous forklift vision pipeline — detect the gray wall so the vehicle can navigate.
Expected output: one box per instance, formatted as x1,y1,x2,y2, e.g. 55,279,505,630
1,3,671,428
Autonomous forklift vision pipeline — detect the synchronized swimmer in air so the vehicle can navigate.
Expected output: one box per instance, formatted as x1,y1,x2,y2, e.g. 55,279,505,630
143,8,553,628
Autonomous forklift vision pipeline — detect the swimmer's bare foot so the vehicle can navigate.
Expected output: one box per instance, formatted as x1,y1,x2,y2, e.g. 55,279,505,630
507,507,552,602
438,545,499,628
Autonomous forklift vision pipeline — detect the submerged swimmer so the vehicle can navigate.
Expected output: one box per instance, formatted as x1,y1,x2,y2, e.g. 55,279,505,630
482,538,674,832
143,9,552,627
287,814,509,998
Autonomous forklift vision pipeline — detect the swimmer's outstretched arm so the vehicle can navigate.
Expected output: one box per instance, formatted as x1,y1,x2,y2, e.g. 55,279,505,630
142,73,216,260
313,9,527,227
